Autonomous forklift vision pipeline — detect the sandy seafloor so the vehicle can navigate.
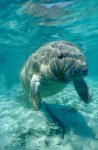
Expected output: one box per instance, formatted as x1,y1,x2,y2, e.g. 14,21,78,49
0,75,98,150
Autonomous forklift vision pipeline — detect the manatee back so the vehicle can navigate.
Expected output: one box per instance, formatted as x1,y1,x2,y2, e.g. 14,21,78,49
34,40,79,64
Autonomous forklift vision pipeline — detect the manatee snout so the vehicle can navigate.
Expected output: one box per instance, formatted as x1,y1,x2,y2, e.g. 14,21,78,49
71,60,88,77
64,57,88,80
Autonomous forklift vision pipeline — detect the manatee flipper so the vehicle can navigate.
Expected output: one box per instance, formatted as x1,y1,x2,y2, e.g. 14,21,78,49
30,74,41,111
73,78,91,103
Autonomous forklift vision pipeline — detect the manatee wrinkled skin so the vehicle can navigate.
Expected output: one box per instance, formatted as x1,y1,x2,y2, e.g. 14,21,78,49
20,41,91,110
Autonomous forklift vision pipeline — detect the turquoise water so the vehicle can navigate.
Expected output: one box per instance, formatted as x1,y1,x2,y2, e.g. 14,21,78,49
0,0,98,150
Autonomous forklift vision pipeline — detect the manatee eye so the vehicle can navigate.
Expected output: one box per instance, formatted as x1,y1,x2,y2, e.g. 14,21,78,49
58,53,67,59
58,55,63,59
58,53,66,59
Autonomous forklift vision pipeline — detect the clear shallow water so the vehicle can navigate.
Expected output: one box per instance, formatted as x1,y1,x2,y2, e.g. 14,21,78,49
0,0,98,150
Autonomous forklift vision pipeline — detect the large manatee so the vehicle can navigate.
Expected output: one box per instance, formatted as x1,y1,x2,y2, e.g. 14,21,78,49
20,41,91,110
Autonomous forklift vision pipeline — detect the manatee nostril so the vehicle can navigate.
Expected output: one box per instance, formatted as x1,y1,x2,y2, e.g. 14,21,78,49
72,69,80,75
72,66,88,77
83,68,88,75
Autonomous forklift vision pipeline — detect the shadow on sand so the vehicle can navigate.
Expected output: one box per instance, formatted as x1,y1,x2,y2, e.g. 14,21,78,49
41,102,94,138
17,94,94,139
15,97,95,149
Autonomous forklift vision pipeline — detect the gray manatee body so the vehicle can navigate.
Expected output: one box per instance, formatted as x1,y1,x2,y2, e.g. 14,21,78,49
20,41,91,110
